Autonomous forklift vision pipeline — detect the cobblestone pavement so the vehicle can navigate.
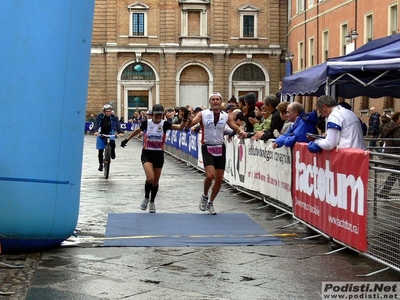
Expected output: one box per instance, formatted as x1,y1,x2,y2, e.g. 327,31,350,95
1,134,400,299
0,253,40,299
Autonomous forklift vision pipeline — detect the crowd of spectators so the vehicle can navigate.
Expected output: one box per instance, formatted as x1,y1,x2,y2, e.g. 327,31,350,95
94,93,400,203
122,93,374,154
118,93,400,164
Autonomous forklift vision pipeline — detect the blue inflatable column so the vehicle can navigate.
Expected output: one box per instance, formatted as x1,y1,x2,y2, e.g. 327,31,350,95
0,1,95,252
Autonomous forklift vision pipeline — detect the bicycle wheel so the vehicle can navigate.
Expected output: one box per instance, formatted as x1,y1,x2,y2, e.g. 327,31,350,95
103,144,111,179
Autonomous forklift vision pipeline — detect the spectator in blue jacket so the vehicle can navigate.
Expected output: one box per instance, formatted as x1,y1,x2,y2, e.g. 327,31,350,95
272,102,318,149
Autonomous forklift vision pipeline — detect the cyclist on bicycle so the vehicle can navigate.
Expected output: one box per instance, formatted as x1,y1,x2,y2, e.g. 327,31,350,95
120,104,190,213
94,104,124,171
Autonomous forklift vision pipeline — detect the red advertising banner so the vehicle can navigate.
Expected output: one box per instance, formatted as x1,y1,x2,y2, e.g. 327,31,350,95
292,143,369,252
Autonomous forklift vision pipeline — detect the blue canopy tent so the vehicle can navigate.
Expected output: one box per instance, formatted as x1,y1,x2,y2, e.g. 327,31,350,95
282,62,327,96
282,34,400,98
327,34,400,98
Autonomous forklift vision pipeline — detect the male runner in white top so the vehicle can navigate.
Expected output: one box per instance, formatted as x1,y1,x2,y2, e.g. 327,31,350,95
188,92,246,214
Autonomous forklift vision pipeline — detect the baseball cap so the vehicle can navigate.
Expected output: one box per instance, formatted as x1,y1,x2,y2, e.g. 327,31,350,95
152,104,164,114
209,92,222,100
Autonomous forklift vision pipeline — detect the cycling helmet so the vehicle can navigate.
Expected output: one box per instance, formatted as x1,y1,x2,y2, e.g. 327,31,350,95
102,104,112,111
152,104,164,114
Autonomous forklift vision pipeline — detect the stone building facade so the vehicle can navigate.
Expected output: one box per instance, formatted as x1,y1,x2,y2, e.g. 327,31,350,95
87,0,288,121
287,0,399,121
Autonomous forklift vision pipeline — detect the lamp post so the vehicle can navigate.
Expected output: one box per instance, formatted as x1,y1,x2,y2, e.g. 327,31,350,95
345,29,358,53
283,52,295,102
285,52,295,62
345,29,358,43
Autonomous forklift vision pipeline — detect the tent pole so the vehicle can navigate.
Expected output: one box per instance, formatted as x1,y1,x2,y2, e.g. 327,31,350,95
326,75,332,97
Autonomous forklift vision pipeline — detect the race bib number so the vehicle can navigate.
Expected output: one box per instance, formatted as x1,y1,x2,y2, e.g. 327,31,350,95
146,141,163,149
207,145,223,156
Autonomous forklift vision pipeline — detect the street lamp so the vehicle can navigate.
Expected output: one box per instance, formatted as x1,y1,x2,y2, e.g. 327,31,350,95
285,52,294,61
345,29,358,43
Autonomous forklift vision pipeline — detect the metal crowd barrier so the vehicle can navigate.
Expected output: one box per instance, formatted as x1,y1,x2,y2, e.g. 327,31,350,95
365,139,400,272
144,128,400,274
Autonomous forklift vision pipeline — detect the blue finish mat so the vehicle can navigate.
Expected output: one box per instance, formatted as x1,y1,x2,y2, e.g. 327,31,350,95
104,213,283,247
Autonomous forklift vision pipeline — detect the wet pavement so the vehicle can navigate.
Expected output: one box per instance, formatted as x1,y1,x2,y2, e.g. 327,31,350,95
1,134,400,299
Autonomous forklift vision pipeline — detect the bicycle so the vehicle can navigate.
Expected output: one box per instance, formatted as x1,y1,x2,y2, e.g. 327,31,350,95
99,134,118,179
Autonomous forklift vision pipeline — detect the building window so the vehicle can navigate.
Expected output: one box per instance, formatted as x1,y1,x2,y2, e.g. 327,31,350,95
128,2,149,37
298,41,304,69
361,96,369,110
179,0,210,46
243,16,254,37
322,31,329,62
132,13,144,35
389,4,398,34
308,0,314,8
239,4,259,38
188,11,201,36
309,37,314,67
296,0,305,13
365,14,373,41
121,63,156,80
384,96,394,110
181,9,204,37
341,23,348,55
232,64,265,81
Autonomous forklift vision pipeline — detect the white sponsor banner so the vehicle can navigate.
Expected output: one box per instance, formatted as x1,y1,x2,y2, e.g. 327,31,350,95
194,135,292,207
224,138,237,185
196,133,204,170
233,138,293,207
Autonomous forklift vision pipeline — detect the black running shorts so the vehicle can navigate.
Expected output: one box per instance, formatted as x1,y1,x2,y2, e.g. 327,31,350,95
201,144,226,170
141,149,164,168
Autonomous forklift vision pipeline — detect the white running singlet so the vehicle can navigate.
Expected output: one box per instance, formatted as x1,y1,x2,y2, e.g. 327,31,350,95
201,109,229,145
143,119,166,150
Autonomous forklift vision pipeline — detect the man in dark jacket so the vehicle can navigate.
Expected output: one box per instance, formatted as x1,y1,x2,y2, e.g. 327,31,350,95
368,107,381,150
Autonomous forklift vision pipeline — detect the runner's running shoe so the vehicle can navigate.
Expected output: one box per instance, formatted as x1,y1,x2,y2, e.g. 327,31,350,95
199,195,208,211
140,198,149,211
206,202,217,215
149,202,156,213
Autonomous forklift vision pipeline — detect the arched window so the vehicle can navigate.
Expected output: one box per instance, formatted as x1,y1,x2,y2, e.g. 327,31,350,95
121,63,156,80
232,64,265,81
